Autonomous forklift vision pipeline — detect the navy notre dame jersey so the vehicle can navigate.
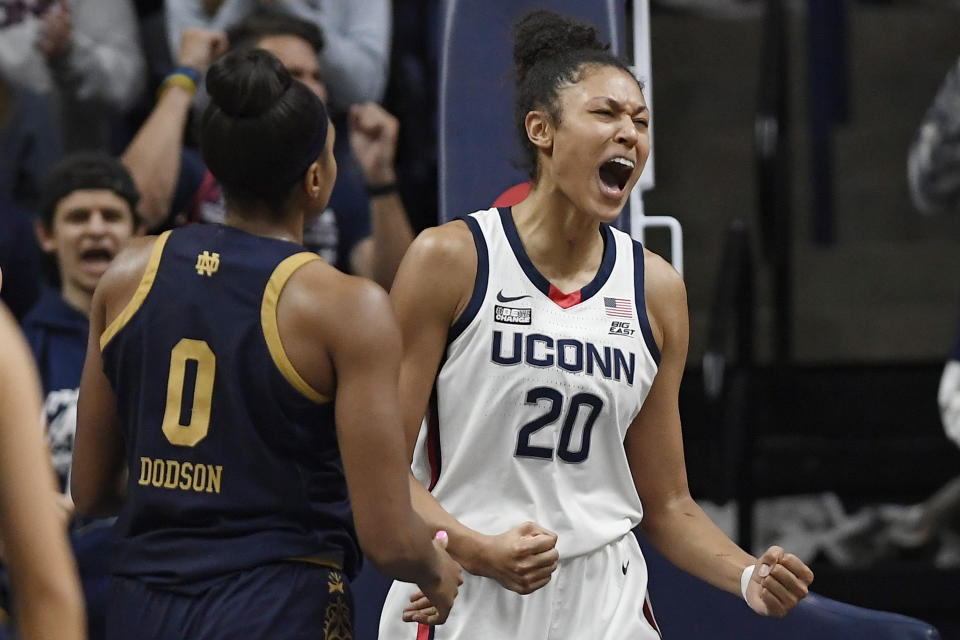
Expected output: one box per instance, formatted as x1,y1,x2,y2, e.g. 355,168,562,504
100,224,360,589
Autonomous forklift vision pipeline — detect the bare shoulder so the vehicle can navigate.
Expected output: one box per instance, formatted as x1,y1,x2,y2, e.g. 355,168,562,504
393,219,478,319
642,248,688,351
643,248,686,314
103,235,159,286
274,257,398,397
404,219,476,275
279,258,397,353
284,258,391,320
98,235,165,322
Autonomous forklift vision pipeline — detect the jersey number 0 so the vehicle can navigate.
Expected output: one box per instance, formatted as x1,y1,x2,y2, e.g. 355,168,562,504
161,338,216,447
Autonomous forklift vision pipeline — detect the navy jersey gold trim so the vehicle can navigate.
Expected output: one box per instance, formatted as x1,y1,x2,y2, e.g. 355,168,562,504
100,230,171,350
101,224,360,588
286,553,343,570
261,252,329,403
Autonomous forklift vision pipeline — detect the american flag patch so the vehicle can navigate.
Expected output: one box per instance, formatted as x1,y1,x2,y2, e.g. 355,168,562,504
604,297,633,318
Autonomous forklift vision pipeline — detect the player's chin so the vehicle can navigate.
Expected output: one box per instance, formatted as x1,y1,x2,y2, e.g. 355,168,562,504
589,181,631,220
589,197,628,223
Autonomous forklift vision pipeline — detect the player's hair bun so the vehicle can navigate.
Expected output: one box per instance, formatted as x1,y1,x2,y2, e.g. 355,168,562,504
205,48,292,119
512,9,607,82
200,46,328,209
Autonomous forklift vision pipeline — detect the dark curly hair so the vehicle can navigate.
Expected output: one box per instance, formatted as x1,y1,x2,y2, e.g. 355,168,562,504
38,152,140,230
512,10,641,181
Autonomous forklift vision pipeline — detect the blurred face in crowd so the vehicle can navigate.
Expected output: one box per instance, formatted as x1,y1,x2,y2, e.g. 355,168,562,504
255,34,329,103
37,189,139,313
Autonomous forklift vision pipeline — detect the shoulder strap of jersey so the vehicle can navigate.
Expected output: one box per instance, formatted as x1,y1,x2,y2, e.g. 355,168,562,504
260,252,331,404
100,230,172,350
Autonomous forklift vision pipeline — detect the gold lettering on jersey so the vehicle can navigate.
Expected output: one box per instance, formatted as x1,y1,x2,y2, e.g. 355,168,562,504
194,251,220,276
138,457,223,494
329,571,345,594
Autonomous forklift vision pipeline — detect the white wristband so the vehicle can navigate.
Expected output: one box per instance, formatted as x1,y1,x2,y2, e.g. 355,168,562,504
740,564,755,603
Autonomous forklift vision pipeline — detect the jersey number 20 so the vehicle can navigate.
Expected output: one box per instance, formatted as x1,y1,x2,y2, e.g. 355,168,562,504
515,387,602,463
161,338,216,447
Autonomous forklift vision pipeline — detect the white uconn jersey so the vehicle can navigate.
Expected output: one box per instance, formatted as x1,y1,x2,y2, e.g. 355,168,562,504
412,207,661,559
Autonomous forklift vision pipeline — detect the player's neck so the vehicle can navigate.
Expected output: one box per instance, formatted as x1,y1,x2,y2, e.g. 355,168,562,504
224,208,304,245
512,184,606,282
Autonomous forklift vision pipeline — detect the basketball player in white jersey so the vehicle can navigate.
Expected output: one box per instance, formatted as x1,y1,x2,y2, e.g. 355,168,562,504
380,9,814,639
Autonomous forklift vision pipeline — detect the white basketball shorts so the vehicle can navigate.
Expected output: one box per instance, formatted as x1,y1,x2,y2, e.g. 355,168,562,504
378,531,662,639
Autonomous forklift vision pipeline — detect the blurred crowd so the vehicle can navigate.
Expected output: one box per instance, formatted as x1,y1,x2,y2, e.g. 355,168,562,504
0,0,442,318
0,1,441,637
2,1,960,638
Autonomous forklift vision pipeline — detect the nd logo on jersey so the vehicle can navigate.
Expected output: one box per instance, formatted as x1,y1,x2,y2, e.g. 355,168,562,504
195,251,220,276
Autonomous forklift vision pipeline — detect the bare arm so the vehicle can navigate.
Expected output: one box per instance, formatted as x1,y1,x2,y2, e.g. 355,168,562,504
348,102,414,289
72,237,156,516
0,304,86,640
280,264,460,623
390,225,559,596
630,252,813,617
120,28,227,230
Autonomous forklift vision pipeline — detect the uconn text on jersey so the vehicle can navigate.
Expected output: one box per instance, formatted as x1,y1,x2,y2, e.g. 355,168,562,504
491,330,636,386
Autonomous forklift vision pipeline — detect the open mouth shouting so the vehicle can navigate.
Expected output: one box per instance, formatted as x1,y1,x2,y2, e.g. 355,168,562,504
79,246,116,276
597,156,636,200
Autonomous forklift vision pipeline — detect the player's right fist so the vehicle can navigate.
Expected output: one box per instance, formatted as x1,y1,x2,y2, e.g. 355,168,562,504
479,521,559,595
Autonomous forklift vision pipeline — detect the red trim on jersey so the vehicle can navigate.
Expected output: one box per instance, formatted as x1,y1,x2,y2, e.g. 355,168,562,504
417,623,434,640
548,284,582,309
643,596,662,639
491,182,531,207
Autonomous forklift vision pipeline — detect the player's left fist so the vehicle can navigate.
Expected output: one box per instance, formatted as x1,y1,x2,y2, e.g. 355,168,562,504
745,545,814,617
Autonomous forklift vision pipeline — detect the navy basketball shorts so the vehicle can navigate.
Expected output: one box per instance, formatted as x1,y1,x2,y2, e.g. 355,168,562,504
106,562,354,640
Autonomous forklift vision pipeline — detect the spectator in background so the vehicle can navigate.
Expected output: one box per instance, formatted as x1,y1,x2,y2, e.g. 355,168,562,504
123,14,414,289
164,0,390,113
908,55,960,216
382,0,441,232
0,0,146,152
0,194,42,320
899,56,960,566
909,55,960,453
0,72,60,319
17,152,142,640
0,72,62,208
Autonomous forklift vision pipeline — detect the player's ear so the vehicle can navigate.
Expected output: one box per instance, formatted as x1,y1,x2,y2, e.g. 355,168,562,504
35,220,57,254
525,109,554,152
303,161,323,202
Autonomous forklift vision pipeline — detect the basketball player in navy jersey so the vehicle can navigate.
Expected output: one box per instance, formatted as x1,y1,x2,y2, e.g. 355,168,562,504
380,10,814,639
71,49,460,639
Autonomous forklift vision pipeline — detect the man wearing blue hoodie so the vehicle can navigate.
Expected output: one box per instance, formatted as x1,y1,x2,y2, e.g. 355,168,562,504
17,152,141,640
